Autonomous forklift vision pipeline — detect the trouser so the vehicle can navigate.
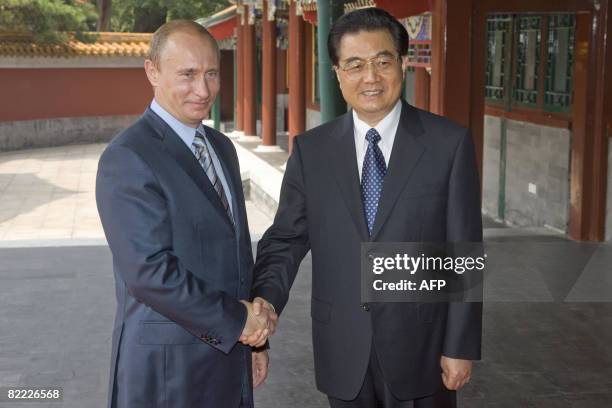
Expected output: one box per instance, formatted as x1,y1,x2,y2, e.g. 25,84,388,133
328,345,456,408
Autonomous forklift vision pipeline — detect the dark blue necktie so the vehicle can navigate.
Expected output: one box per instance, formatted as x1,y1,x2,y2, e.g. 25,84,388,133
361,128,387,236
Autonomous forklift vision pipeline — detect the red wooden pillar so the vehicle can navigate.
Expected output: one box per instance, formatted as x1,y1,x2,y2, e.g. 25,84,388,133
243,6,257,137
288,0,306,152
235,10,244,132
262,0,277,146
431,0,483,178
569,3,610,241
429,0,445,117
414,67,430,111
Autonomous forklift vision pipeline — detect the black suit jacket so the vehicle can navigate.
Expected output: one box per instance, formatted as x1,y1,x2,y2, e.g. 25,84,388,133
253,101,483,400
96,108,253,408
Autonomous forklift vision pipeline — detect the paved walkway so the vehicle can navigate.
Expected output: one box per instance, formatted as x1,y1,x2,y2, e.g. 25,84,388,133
0,143,274,245
1,141,612,407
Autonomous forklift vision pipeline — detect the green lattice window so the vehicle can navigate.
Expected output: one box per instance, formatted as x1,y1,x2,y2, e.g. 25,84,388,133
485,13,576,115
513,16,542,107
545,14,575,112
485,15,512,102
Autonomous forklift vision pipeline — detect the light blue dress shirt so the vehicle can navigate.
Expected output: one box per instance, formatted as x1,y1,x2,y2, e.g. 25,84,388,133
150,99,234,217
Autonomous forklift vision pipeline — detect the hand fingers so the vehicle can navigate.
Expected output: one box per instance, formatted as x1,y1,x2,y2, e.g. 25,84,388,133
253,301,262,316
253,361,268,388
252,361,262,388
241,329,261,346
252,358,268,388
253,329,269,347
245,329,269,347
441,373,469,391
252,365,262,388
253,371,263,388
266,312,278,334
441,372,450,389
442,376,458,390
246,329,263,345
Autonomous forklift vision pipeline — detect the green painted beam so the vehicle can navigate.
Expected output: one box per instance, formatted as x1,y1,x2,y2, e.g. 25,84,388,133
317,0,346,123
212,96,221,130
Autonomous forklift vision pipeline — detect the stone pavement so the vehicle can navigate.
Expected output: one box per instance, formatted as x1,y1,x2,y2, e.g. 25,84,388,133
0,143,274,245
0,144,105,242
1,142,612,407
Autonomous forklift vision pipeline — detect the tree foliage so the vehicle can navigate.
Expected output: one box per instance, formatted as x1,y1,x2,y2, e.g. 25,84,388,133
0,0,230,44
111,0,230,33
0,0,98,43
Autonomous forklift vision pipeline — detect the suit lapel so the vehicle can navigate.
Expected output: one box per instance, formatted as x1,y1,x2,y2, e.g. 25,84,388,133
206,127,244,228
371,101,425,240
143,109,233,227
328,112,370,241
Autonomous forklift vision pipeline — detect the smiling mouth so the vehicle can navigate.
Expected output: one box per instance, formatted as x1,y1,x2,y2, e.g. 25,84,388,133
188,101,208,107
361,90,383,96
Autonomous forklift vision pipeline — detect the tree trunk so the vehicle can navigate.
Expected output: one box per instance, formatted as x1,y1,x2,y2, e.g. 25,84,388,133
133,6,167,33
96,0,112,31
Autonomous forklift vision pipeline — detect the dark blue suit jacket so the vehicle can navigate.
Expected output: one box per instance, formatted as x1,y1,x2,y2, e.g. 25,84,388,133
253,101,483,400
96,108,254,408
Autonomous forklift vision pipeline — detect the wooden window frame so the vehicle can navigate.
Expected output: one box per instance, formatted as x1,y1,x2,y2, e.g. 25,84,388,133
484,13,574,129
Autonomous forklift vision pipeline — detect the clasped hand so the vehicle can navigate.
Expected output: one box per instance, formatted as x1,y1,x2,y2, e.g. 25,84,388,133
239,297,278,347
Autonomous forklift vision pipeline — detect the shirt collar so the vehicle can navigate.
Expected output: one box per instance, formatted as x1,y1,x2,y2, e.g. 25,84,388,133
352,99,402,144
150,99,199,147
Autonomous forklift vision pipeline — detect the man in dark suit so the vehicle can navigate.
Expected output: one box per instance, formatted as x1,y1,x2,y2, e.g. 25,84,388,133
96,20,275,408
252,8,482,408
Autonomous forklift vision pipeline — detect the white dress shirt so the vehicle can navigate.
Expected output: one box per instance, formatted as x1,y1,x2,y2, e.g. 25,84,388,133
353,99,402,180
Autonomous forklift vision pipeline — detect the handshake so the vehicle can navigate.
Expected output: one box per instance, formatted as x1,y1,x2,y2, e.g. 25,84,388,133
239,297,278,347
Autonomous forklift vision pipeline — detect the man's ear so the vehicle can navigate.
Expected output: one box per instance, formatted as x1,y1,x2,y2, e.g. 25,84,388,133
333,68,344,93
333,67,341,85
144,59,160,87
401,55,409,80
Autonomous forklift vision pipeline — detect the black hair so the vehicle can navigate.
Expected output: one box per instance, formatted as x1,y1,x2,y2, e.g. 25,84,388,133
327,7,409,66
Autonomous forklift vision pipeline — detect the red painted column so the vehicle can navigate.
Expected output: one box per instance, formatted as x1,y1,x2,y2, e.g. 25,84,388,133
235,11,244,131
431,0,483,177
243,6,257,137
288,0,306,152
262,0,277,146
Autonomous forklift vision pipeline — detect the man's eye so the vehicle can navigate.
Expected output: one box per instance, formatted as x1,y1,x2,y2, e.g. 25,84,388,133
182,72,193,77
347,63,363,71
377,60,391,67
207,71,219,78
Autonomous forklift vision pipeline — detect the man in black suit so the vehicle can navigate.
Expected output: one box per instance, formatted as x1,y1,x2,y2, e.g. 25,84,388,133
96,20,275,408
252,8,482,408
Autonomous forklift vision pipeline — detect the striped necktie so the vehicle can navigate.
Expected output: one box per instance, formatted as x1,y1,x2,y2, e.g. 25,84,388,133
192,128,234,224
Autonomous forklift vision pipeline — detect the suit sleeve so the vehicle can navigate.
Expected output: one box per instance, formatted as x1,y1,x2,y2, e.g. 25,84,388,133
442,130,484,360
251,139,311,315
96,143,246,354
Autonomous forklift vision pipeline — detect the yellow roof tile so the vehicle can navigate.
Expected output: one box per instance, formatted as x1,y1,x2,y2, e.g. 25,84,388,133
0,32,152,58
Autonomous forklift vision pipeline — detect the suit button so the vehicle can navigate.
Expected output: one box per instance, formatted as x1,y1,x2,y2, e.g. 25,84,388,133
240,277,245,285
368,254,374,260
362,303,370,312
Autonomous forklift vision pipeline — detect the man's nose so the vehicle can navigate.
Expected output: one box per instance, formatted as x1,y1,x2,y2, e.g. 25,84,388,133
362,62,380,82
194,76,210,99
